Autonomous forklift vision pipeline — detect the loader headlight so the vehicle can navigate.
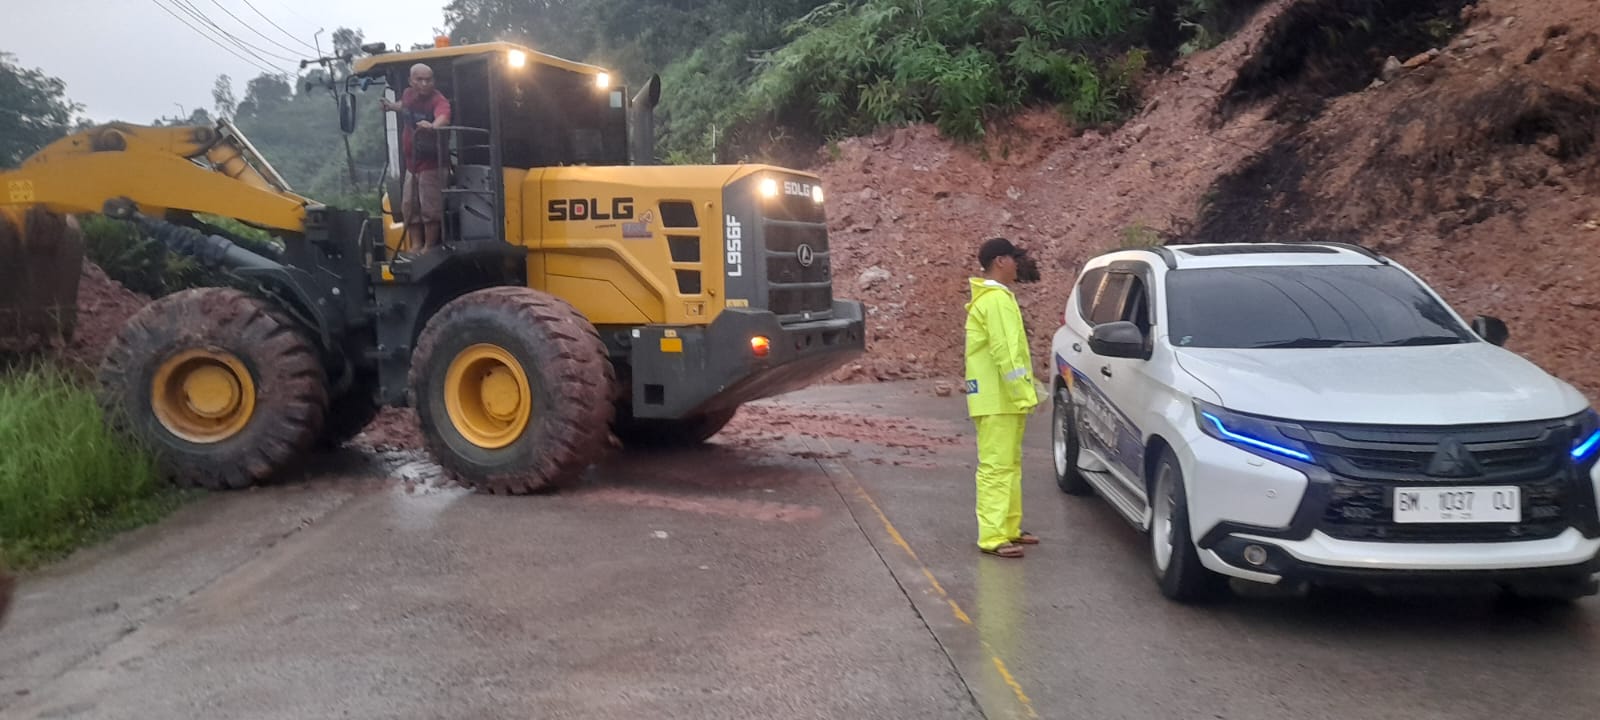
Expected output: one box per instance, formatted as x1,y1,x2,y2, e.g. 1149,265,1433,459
1194,399,1314,464
811,185,824,204
508,50,527,68
759,178,779,199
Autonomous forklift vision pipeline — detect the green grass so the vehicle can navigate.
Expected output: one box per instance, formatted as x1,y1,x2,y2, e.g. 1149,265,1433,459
0,364,188,569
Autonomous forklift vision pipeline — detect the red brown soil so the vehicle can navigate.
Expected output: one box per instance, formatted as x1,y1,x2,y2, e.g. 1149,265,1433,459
819,0,1600,404
819,0,1298,384
1200,0,1600,401
60,261,150,373
718,403,964,456
350,407,424,452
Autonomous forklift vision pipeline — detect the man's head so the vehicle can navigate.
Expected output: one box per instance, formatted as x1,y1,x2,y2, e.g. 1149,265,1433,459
978,237,1040,284
409,63,437,97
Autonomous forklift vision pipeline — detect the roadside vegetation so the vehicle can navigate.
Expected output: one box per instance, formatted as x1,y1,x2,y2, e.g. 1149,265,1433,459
0,364,187,570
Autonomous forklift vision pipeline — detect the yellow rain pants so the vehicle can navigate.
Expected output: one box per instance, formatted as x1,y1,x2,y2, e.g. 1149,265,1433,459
975,413,1027,550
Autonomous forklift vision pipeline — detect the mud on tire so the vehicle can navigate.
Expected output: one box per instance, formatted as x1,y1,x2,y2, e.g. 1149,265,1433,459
408,287,615,494
97,288,328,490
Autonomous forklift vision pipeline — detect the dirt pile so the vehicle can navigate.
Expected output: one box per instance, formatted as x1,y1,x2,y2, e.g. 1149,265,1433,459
54,261,150,373
1193,0,1600,399
819,0,1598,402
819,0,1305,383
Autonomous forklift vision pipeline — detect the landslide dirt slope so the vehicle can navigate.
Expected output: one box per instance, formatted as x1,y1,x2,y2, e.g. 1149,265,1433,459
1193,0,1600,400
819,0,1600,404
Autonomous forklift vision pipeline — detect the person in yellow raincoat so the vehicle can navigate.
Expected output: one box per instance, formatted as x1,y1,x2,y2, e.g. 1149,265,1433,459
965,238,1042,558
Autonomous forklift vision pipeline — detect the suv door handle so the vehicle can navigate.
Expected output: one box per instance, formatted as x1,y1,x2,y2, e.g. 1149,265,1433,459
1100,366,1113,378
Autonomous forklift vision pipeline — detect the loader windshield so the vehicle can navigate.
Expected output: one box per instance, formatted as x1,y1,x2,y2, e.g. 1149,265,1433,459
500,63,628,168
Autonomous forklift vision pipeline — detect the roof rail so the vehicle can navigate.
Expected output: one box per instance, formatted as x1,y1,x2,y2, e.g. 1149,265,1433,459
1317,242,1389,264
1138,246,1178,269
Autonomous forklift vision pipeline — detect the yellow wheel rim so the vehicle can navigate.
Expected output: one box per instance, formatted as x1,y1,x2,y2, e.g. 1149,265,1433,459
444,344,533,449
151,349,257,444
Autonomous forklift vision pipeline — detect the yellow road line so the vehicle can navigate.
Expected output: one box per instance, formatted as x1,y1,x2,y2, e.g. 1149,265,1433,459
816,437,1039,719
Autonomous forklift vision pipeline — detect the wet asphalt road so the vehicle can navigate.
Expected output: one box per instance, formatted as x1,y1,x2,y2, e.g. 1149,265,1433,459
1,381,1596,719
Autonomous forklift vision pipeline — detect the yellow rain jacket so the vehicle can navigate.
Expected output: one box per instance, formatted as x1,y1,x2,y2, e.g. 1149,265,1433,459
964,278,1039,417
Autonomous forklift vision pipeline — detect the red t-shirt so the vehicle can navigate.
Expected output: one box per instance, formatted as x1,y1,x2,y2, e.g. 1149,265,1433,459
399,87,451,172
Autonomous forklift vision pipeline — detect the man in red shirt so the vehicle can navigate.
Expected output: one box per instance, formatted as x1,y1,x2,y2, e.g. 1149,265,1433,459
381,63,452,254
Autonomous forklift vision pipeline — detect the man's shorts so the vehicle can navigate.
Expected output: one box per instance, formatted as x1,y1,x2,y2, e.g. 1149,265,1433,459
402,168,445,223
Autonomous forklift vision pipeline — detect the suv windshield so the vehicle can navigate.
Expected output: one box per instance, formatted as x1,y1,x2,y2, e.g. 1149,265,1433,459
1165,265,1476,349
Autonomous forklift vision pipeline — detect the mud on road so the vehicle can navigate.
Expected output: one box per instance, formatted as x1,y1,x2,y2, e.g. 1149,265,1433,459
2,383,1596,720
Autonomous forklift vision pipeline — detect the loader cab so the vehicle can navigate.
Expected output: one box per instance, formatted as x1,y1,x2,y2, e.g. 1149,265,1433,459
355,42,638,253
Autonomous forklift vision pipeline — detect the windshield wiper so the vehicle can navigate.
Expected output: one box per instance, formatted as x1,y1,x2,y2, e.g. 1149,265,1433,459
1248,337,1359,349
1361,336,1466,347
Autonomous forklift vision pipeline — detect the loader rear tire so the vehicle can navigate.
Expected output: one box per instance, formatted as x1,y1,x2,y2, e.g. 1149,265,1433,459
97,288,328,490
408,287,615,494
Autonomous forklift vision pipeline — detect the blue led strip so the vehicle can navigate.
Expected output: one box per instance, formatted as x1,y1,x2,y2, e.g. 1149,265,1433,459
1201,412,1313,463
1573,430,1600,461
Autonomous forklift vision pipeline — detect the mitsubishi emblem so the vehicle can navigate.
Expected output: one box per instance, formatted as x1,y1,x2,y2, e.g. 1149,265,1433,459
1425,437,1482,478
796,243,815,267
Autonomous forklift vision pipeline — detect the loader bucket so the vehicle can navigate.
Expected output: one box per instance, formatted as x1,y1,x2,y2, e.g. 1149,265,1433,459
0,207,85,353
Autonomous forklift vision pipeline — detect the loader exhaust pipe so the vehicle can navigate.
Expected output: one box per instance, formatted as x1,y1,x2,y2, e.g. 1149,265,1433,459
0,206,85,353
629,74,661,166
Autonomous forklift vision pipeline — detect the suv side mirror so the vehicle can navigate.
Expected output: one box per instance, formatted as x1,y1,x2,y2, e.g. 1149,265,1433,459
1089,321,1149,359
1472,315,1509,346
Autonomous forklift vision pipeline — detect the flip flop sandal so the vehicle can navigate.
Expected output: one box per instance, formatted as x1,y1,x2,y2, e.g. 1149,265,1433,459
982,543,1025,558
1012,532,1040,545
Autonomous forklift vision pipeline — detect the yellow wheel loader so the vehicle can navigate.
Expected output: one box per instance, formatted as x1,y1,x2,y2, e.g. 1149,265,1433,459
0,41,866,494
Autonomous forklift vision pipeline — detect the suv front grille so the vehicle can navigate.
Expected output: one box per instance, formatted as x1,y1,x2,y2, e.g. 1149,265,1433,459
1301,418,1593,543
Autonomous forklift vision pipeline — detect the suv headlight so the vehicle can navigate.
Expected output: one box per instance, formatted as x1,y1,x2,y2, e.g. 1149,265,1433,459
1573,409,1600,463
1193,399,1314,464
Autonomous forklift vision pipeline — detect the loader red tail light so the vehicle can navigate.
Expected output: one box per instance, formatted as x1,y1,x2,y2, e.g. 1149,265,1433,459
751,336,771,357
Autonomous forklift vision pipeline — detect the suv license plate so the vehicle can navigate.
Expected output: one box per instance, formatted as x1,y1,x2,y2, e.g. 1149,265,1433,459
1393,486,1520,524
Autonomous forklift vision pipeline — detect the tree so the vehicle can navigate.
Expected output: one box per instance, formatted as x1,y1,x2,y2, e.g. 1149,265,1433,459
213,74,238,121
0,52,81,166
236,75,292,121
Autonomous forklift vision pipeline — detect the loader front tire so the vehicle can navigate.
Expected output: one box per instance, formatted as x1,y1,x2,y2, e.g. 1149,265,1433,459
97,288,328,490
408,287,615,494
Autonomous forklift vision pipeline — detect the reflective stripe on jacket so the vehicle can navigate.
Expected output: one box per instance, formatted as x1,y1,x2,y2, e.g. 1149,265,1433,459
964,277,1039,416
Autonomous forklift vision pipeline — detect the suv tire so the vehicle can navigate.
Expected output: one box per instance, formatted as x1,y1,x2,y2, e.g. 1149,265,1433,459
1052,384,1093,496
1150,446,1228,602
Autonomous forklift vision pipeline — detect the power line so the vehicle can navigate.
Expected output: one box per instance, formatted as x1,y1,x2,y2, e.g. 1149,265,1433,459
203,0,311,60
241,0,319,53
169,0,301,66
147,0,286,78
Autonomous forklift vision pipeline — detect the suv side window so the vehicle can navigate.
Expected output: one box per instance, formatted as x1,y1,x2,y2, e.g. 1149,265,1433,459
1088,272,1131,326
1074,267,1108,322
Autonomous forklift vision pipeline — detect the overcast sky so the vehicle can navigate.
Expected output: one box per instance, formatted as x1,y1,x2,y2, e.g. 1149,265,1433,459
9,0,452,123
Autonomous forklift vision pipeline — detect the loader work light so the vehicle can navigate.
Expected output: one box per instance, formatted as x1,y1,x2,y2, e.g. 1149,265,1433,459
507,50,527,68
811,185,825,204
759,178,779,199
596,73,611,89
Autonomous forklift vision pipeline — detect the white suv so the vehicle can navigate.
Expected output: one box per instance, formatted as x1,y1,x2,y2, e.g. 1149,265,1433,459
1049,242,1600,602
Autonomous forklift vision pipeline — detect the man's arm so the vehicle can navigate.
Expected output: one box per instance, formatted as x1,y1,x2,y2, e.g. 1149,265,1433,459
981,294,1038,410
430,93,451,127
